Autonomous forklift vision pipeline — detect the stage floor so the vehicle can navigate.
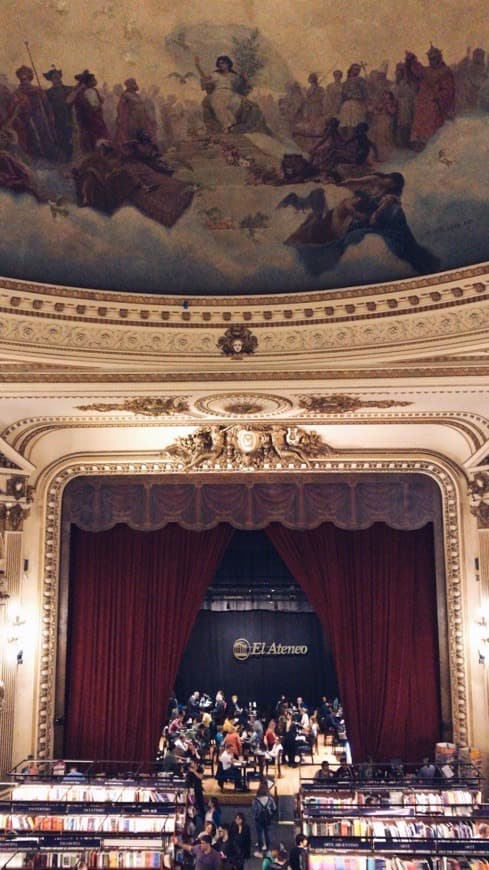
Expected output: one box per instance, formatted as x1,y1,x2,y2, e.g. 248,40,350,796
202,736,343,801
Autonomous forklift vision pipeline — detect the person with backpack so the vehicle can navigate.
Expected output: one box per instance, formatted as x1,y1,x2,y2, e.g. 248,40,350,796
252,781,277,857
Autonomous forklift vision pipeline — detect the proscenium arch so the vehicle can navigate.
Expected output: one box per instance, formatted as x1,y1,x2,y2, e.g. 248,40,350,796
37,457,468,760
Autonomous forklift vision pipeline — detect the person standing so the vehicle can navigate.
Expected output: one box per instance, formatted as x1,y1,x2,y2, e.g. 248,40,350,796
229,812,251,870
282,711,297,767
68,69,109,154
338,63,368,136
289,834,308,870
252,781,277,857
205,796,222,828
186,759,206,824
11,65,56,160
177,834,220,870
215,824,243,870
404,45,455,150
43,66,74,161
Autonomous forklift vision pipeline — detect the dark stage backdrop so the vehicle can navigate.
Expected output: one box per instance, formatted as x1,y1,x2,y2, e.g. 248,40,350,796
174,610,338,716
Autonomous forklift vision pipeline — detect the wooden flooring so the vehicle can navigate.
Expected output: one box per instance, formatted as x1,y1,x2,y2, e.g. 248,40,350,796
202,736,343,802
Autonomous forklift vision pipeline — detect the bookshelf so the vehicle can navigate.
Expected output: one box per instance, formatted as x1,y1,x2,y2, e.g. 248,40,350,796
298,773,488,867
0,775,189,869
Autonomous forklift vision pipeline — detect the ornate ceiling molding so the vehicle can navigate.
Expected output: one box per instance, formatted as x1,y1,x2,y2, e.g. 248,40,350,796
0,268,488,365
1,264,487,310
194,393,292,417
75,397,190,416
4,409,489,458
297,394,413,413
159,424,332,470
4,363,489,384
35,448,470,761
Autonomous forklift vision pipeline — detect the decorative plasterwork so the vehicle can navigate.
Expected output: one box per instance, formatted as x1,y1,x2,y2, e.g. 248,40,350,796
217,325,258,358
36,449,468,761
4,410,489,459
194,393,292,417
297,395,413,414
0,270,488,363
1,264,487,311
75,397,190,416
160,425,332,470
468,470,489,528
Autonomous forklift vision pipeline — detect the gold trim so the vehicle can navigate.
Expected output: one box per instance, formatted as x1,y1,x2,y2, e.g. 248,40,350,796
36,451,469,759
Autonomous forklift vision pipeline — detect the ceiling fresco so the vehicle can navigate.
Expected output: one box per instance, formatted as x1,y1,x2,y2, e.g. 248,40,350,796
0,0,488,296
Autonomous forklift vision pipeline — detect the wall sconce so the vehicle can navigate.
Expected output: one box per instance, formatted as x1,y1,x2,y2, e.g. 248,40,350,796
475,608,489,664
7,608,26,665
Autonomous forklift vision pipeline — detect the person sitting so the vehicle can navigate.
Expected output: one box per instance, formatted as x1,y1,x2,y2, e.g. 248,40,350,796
62,765,86,782
224,727,243,758
168,713,184,736
216,746,246,791
333,754,353,782
417,757,437,781
314,760,333,782
20,756,39,778
194,54,269,135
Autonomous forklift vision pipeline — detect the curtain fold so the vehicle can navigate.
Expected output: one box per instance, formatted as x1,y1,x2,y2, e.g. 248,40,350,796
64,522,234,762
265,522,441,762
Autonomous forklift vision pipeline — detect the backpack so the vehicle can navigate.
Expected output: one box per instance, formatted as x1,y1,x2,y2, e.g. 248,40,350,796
256,797,274,825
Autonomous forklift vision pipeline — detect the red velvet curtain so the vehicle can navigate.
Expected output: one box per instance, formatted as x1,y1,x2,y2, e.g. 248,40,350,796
265,522,441,762
64,522,233,762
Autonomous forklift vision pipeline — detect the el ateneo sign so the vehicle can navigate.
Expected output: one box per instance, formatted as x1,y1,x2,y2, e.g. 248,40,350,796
233,637,309,661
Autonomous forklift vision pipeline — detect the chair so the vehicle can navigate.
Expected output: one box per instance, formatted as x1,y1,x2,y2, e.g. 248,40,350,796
215,761,238,790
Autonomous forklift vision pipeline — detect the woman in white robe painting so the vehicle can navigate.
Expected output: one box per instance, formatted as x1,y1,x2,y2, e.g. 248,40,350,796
194,54,268,134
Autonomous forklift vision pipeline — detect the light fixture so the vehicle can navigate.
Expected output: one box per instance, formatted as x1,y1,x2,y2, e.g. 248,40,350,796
475,607,489,664
8,612,26,644
6,606,26,664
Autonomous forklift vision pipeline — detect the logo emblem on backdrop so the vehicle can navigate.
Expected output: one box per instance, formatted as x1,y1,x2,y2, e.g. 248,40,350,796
233,638,252,661
233,638,308,660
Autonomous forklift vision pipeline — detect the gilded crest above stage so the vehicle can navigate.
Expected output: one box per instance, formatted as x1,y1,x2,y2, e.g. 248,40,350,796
1,1,488,297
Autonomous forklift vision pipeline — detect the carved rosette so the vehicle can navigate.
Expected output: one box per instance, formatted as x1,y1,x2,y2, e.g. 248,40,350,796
37,449,468,758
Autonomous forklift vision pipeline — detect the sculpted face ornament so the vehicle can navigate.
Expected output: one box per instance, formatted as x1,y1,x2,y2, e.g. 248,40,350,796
218,325,258,358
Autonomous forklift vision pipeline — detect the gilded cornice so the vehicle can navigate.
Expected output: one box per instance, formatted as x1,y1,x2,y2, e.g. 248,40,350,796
4,364,489,384
4,410,489,458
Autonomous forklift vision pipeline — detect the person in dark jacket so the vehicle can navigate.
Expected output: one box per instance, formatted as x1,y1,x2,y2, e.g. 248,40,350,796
229,812,251,870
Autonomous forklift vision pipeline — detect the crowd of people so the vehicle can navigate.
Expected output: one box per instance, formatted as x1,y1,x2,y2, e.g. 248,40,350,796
0,41,488,205
157,690,348,784
174,816,310,870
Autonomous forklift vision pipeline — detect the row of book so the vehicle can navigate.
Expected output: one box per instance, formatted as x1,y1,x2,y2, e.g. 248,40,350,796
302,791,478,813
0,816,178,834
0,851,170,869
303,818,484,838
11,788,181,805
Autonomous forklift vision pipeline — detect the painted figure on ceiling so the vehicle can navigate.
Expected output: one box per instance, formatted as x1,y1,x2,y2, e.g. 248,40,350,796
43,66,74,162
194,54,269,134
11,65,56,159
405,44,455,150
68,69,109,154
